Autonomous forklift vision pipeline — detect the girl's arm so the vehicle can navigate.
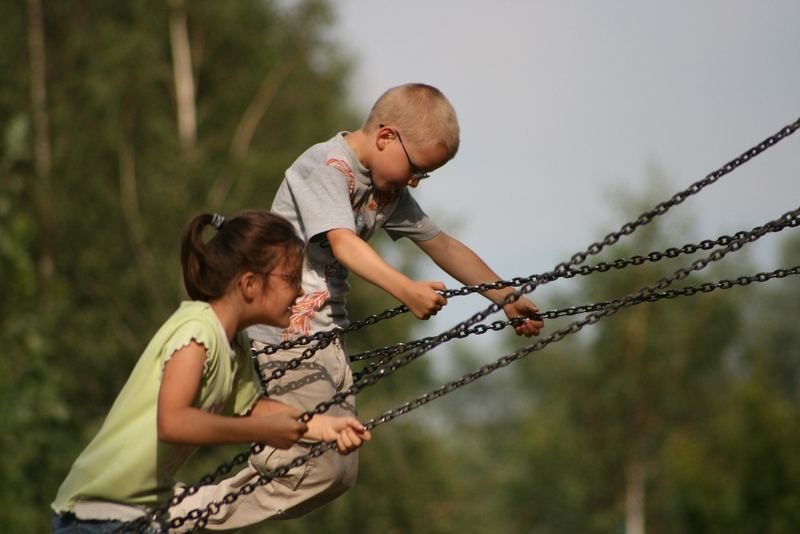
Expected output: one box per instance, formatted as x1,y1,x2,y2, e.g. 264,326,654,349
157,341,306,449
250,399,371,454
305,414,372,454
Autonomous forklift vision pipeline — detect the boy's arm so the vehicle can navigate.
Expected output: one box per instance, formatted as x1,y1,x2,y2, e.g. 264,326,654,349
415,231,544,337
326,228,447,319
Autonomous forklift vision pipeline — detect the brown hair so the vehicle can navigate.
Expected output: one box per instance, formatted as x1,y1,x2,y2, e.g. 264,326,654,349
180,211,304,301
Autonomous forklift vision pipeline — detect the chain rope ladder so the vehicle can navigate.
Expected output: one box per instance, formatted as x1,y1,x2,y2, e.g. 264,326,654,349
126,117,799,532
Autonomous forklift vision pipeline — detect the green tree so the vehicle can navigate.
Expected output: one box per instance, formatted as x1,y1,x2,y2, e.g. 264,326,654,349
2,2,479,532
655,232,800,532
0,1,363,530
429,181,800,533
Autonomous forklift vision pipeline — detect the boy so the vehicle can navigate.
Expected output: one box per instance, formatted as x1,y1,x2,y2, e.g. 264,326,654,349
169,83,543,530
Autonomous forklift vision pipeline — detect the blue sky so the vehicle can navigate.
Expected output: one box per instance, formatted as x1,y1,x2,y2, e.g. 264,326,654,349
327,1,800,345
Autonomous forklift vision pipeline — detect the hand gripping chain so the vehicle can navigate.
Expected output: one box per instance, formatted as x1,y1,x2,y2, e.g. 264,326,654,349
252,116,800,387
119,116,799,532
156,238,800,533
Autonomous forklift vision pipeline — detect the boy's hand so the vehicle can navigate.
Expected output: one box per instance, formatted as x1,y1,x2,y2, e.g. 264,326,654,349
503,296,544,337
398,280,448,319
305,415,372,454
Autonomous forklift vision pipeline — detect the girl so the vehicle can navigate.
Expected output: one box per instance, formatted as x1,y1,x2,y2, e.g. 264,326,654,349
52,211,370,533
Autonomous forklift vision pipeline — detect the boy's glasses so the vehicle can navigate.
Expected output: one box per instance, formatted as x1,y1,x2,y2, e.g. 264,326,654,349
380,124,430,181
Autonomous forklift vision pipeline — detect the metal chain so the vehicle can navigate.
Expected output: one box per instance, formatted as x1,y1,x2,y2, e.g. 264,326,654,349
162,261,799,533
120,117,799,532
250,278,533,386
553,117,800,272
160,255,800,533
365,263,800,430
355,260,799,381
251,116,800,386
350,212,799,371
303,206,799,414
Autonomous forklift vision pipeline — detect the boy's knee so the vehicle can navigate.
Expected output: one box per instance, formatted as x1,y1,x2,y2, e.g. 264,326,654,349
251,443,359,516
290,449,358,517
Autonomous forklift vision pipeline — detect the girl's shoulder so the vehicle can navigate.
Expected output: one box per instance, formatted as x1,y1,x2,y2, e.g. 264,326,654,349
146,301,225,364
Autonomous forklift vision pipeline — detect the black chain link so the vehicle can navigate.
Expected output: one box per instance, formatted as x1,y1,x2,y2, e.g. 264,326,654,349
161,258,799,533
555,116,800,272
302,206,800,419
149,206,791,532
121,117,800,532
355,261,799,381
349,212,799,373
362,266,800,430
251,116,800,386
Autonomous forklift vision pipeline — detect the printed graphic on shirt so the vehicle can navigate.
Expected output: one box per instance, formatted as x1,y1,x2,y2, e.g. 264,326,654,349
369,189,401,211
283,290,330,340
256,134,438,345
326,158,356,194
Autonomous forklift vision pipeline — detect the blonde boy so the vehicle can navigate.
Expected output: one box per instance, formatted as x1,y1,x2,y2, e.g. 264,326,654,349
169,83,543,530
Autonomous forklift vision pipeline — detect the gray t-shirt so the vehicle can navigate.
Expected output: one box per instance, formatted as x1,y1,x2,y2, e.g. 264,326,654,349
249,132,441,344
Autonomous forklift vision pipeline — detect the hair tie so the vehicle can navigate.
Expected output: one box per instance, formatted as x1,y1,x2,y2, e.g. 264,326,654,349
211,213,226,230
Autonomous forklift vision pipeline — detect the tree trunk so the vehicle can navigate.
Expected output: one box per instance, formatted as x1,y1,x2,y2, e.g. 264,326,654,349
205,57,298,209
26,0,55,293
118,135,164,308
168,0,196,151
623,303,651,534
625,450,646,534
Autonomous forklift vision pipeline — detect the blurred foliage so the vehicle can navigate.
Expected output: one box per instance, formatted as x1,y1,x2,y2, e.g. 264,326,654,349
1,0,357,531
430,194,800,533
2,1,799,533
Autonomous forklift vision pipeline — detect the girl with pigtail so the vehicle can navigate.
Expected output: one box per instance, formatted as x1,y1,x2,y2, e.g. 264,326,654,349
52,211,370,533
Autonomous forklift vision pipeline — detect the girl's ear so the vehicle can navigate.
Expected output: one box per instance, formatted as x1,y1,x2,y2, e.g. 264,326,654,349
237,272,261,302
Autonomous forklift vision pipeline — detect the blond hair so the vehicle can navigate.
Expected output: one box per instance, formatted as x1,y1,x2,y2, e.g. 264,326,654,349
363,83,460,158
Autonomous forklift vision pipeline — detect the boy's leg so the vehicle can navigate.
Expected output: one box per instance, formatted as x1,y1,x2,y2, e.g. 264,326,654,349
167,338,358,531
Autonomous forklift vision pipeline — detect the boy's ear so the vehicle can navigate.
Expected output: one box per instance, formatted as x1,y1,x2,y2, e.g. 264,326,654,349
375,125,395,151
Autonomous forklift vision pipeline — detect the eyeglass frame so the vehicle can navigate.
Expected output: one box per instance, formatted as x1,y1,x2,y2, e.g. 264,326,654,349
379,124,431,181
265,271,302,290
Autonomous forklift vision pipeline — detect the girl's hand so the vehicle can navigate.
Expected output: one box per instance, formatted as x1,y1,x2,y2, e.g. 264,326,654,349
305,415,372,454
257,412,308,449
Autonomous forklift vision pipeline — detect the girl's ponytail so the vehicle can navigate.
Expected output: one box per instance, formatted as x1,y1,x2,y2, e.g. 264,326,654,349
181,214,217,300
180,211,303,301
